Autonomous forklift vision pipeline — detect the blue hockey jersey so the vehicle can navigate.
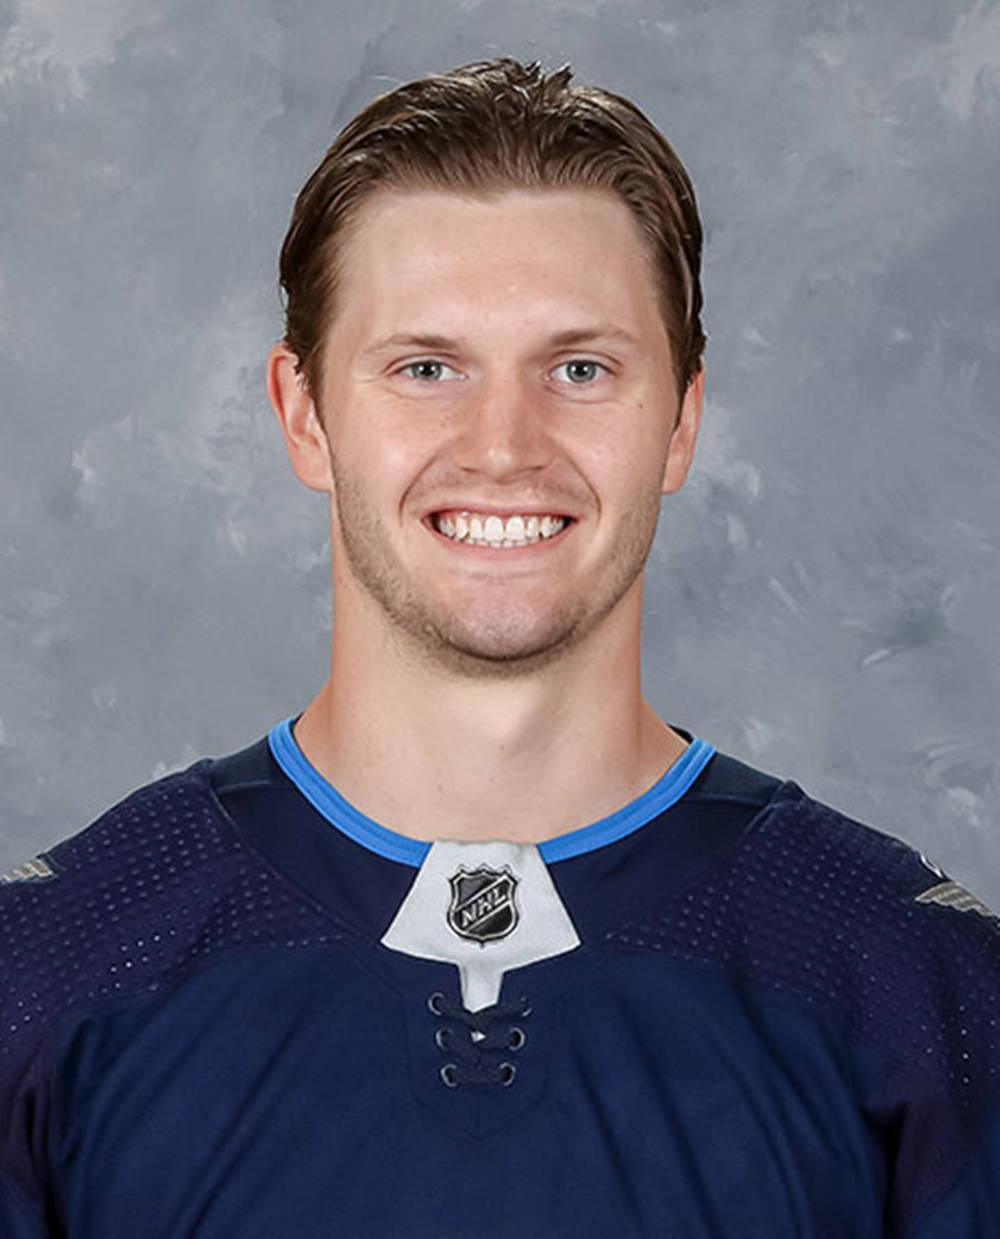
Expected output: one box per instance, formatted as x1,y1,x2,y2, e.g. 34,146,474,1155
1,717,999,1237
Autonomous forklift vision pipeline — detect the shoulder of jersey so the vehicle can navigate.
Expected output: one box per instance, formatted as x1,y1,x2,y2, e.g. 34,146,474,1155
608,775,1000,1062
0,760,341,1052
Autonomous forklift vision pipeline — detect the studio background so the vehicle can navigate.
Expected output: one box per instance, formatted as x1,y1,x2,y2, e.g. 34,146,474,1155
1,0,998,904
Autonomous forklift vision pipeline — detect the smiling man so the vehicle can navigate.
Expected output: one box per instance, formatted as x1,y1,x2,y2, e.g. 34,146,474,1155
2,57,999,1239
268,183,701,843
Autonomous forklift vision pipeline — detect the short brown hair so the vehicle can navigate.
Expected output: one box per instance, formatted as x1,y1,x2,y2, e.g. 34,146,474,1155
279,56,705,401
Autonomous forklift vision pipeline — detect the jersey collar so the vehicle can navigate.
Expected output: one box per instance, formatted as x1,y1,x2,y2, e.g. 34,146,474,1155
267,715,716,868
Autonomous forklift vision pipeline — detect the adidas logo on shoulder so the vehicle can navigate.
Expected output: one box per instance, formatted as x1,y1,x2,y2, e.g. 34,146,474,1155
915,853,997,920
0,856,57,886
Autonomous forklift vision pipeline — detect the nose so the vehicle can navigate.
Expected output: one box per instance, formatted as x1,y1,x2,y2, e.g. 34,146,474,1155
451,371,552,481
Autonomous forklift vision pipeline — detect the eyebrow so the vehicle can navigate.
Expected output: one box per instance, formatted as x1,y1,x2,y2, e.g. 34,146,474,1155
361,325,640,357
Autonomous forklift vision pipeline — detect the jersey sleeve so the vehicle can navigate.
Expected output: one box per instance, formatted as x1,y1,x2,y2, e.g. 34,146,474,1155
0,1019,55,1237
904,1104,1000,1237
1,865,62,1239
740,789,1000,1239
876,865,1000,1239
0,1176,51,1238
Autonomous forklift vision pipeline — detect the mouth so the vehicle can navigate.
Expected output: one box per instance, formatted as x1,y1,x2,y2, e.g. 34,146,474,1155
425,508,576,550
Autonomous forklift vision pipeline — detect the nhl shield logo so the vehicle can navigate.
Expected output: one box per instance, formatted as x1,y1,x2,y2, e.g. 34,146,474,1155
446,865,519,943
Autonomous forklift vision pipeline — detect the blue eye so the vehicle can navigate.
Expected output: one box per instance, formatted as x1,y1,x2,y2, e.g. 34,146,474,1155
402,360,459,381
554,360,606,384
398,358,607,384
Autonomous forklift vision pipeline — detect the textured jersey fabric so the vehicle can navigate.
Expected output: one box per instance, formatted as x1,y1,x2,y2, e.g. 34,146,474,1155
1,719,999,1238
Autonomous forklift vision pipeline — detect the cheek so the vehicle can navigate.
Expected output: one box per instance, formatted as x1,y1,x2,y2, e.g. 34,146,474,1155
329,417,419,483
574,431,668,501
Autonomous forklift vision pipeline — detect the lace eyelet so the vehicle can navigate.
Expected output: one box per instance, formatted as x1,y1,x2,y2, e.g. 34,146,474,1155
499,1062,516,1086
435,1027,451,1050
427,992,446,1016
507,1026,525,1050
440,1063,458,1088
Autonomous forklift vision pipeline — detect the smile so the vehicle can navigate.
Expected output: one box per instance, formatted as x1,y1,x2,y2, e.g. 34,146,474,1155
430,510,571,548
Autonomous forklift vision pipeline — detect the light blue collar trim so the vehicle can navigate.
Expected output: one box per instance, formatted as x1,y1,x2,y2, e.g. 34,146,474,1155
267,716,716,869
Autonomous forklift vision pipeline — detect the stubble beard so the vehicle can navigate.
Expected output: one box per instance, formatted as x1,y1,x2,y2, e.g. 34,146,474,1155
329,456,662,681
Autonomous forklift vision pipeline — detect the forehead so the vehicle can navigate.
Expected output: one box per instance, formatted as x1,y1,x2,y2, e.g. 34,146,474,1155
330,186,666,348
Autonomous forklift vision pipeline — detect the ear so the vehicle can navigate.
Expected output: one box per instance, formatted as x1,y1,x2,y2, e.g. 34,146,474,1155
661,363,704,496
266,343,334,493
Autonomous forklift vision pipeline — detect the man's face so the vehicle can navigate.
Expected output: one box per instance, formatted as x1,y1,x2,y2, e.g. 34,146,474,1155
311,187,702,677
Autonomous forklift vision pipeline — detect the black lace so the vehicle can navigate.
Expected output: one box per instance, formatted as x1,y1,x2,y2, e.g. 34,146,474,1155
427,992,531,1088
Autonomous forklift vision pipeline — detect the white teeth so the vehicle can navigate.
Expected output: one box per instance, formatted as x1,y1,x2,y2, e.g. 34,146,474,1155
433,511,568,547
484,515,505,543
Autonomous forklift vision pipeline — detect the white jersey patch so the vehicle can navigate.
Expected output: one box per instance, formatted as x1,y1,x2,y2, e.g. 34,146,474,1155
0,855,56,885
915,879,998,919
381,839,580,1011
916,851,996,918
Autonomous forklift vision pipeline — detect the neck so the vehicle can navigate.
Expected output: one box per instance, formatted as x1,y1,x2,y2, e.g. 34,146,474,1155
291,585,688,845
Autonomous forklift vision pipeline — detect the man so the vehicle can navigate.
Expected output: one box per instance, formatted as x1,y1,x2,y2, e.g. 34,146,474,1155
1,57,998,1238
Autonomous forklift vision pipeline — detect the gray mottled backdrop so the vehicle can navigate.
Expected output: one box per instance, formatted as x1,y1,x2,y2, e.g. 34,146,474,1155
2,1,998,903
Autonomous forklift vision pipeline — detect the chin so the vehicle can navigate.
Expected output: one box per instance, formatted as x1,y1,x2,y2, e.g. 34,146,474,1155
415,605,590,677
